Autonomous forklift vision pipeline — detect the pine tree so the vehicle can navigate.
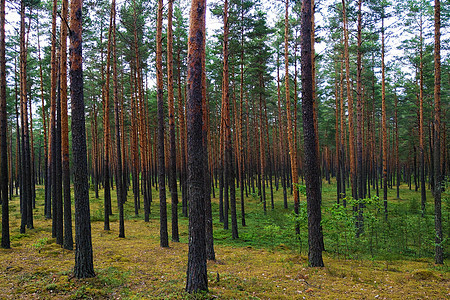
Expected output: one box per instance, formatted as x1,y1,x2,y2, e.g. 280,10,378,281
0,0,9,249
112,0,125,239
301,0,324,268
156,0,169,248
433,0,443,265
284,0,300,234
185,0,208,292
167,0,179,243
60,0,73,250
70,0,95,279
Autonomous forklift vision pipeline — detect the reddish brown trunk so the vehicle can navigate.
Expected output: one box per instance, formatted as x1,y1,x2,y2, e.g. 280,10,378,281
0,0,9,249
433,0,443,265
156,0,168,248
70,0,95,279
302,0,324,267
285,0,299,233
342,0,356,199
185,0,208,292
381,16,388,218
61,0,73,250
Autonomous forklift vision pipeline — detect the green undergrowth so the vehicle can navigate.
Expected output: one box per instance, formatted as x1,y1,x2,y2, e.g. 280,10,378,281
0,180,448,299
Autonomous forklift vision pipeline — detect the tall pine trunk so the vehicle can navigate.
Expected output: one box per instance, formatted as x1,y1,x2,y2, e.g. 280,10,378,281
342,0,356,200
61,0,73,250
156,0,169,248
19,1,33,232
185,0,208,292
284,0,300,234
0,0,9,249
381,15,388,219
356,0,364,235
167,0,179,243
433,0,443,265
112,0,125,239
419,14,426,215
36,14,50,219
70,0,95,279
301,0,324,267
103,2,114,230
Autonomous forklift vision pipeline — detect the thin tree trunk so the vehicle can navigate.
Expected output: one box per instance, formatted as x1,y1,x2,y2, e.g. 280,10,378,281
339,54,346,206
433,0,443,265
36,14,50,218
221,0,237,239
47,0,57,224
103,1,114,230
419,14,426,215
0,0,9,249
20,1,33,231
395,93,399,199
342,0,356,201
55,66,64,245
381,15,388,219
60,0,73,250
130,69,139,215
156,0,169,248
259,80,266,213
221,0,231,230
356,0,364,235
239,2,246,224
111,0,125,239
177,50,187,218
203,35,215,259
335,58,341,204
277,53,288,209
285,0,300,235
28,88,35,208
167,0,179,243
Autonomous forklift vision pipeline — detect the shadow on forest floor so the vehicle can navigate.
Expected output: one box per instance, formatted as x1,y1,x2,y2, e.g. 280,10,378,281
0,184,448,299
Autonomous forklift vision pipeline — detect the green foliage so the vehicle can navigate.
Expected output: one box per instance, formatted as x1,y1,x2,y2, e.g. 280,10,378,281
97,267,129,288
31,237,49,251
10,233,29,241
320,195,442,260
90,207,104,222
294,183,306,196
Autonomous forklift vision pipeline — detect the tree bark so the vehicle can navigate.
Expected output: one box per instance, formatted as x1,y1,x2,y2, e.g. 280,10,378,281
418,14,426,215
157,0,169,248
167,0,179,243
0,0,9,249
19,1,33,232
36,14,50,219
47,0,57,224
302,0,324,267
111,0,125,239
433,0,443,265
70,0,95,278
356,0,364,235
103,0,114,230
284,0,300,235
177,51,188,218
342,0,356,200
239,2,247,223
60,0,73,250
381,15,388,219
185,0,208,292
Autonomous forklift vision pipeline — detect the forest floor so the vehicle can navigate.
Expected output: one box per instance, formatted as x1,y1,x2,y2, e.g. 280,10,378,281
0,183,448,299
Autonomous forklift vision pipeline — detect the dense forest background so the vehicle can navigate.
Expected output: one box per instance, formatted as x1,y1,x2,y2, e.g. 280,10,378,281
0,0,449,297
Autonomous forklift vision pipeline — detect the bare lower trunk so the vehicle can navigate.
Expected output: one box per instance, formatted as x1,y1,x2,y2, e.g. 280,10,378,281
70,0,95,279
185,0,208,293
